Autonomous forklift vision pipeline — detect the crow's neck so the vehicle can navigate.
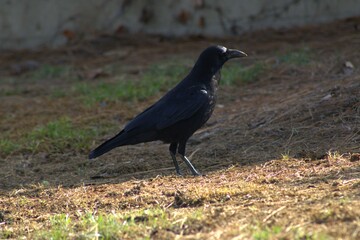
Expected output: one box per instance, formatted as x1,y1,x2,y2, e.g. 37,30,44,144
190,65,222,84
212,70,220,88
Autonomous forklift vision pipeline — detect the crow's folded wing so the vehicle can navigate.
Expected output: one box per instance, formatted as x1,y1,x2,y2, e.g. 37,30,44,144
156,88,209,129
124,87,209,132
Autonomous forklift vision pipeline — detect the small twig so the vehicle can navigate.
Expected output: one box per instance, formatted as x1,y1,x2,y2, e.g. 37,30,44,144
263,206,286,223
284,127,296,148
188,148,201,159
90,167,175,179
285,222,310,232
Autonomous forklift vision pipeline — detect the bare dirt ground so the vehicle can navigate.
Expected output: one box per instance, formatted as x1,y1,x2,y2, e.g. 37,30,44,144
0,18,359,239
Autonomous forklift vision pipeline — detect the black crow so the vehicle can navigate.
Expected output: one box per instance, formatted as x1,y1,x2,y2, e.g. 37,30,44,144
89,45,247,175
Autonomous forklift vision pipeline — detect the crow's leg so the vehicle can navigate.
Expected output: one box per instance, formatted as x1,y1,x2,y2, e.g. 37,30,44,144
169,143,182,175
178,141,201,176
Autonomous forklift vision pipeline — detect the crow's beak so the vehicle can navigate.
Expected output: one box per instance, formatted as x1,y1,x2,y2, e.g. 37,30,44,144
225,49,247,59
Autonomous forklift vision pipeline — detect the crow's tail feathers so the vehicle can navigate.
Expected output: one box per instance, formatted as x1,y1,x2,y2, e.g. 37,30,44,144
88,130,126,159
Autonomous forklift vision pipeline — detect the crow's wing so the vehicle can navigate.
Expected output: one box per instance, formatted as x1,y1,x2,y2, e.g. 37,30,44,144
156,88,209,129
124,87,209,132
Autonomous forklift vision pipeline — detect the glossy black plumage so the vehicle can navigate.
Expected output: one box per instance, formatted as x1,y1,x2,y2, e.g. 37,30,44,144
89,45,247,175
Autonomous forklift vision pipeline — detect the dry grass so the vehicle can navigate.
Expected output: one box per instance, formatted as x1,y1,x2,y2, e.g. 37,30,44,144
1,153,359,239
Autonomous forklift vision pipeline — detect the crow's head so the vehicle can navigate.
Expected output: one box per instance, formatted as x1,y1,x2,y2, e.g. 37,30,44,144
193,45,247,77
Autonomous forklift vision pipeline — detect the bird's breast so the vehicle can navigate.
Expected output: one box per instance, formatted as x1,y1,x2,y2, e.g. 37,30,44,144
208,70,220,104
199,71,220,123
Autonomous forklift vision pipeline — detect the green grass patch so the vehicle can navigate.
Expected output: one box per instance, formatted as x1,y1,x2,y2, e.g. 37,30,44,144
0,117,109,156
28,64,74,80
0,139,20,156
41,214,72,240
35,207,205,239
222,63,266,86
75,63,190,106
26,117,97,153
251,225,330,240
50,88,67,98
252,225,283,240
278,48,312,65
281,151,291,161
40,59,264,106
0,88,22,97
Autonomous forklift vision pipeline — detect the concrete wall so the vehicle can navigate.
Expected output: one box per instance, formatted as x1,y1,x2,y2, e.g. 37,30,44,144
0,0,359,49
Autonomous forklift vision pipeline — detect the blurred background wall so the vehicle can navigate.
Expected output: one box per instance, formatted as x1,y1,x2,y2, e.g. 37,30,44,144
0,0,359,49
